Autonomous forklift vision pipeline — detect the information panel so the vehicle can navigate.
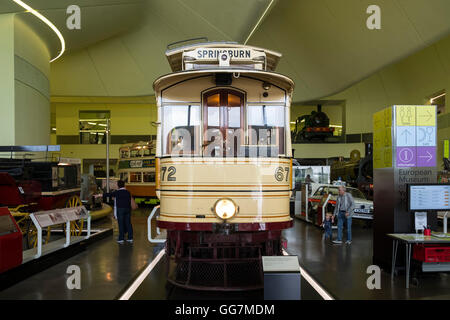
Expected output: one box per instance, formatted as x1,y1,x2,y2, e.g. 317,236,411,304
409,184,450,211
33,206,88,228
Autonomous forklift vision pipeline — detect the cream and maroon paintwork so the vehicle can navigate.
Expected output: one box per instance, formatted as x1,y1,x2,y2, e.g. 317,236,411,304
153,44,295,232
157,157,292,231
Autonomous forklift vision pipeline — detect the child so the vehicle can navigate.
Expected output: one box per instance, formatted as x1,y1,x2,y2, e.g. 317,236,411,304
323,212,334,240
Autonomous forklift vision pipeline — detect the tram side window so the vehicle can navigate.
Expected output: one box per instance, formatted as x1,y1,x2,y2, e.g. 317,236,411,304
130,149,140,158
162,105,201,156
143,148,152,156
120,172,128,183
120,149,129,159
130,172,142,183
247,105,286,156
143,172,155,182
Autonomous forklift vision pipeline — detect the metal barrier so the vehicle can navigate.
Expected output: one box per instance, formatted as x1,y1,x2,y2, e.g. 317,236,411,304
148,205,165,243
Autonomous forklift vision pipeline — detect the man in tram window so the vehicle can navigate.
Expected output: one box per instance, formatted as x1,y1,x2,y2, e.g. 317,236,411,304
103,180,134,244
332,186,355,245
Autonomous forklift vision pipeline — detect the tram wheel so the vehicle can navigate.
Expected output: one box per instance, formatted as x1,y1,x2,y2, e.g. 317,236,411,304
26,219,51,249
65,195,84,236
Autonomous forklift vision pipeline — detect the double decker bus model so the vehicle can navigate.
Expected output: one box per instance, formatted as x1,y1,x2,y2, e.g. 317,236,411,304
153,41,295,290
117,141,158,205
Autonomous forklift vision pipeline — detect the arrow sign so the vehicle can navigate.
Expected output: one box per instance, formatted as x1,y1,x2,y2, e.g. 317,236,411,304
401,128,412,144
417,146,436,167
419,110,433,123
396,127,416,147
418,151,433,162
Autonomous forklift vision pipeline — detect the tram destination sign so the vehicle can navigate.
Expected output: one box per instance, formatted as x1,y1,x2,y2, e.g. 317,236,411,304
184,47,265,61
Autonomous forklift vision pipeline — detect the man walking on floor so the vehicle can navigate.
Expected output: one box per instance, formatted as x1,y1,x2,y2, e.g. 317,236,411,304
332,186,355,245
104,180,134,244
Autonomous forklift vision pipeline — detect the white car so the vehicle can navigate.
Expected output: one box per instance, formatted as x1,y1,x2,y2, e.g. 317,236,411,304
310,184,374,220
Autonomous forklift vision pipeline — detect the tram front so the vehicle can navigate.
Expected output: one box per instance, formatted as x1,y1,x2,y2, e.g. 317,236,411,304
153,42,295,290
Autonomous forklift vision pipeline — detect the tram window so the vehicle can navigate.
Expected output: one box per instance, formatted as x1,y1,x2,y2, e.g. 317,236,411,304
58,167,65,187
120,149,129,159
120,172,129,183
162,105,201,156
143,148,151,157
143,172,155,182
130,149,140,158
130,172,142,183
247,105,285,155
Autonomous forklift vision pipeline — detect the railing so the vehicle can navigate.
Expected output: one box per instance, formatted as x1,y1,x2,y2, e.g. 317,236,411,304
147,205,165,243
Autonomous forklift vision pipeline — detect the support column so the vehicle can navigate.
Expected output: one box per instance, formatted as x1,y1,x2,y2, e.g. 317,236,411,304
0,13,51,146
0,14,16,145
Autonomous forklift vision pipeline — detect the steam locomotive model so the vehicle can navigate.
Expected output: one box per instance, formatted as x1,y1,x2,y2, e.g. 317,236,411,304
153,41,294,290
292,105,334,142
330,149,373,199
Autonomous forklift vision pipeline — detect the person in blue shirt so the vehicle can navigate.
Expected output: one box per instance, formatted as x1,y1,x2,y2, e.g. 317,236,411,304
104,180,133,244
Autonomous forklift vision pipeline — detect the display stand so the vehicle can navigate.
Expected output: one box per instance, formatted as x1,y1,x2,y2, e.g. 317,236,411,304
262,255,301,300
29,206,91,259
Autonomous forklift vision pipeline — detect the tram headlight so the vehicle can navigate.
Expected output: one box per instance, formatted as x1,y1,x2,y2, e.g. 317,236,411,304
213,198,237,220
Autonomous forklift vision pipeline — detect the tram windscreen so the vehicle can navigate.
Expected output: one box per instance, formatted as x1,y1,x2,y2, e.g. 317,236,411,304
162,105,201,155
247,105,285,155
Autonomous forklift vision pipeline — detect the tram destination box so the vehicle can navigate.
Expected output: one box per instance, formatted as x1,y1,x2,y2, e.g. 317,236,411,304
262,256,301,300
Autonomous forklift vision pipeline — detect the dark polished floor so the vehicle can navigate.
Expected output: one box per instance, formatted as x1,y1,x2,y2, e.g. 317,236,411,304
2,209,448,300
0,210,158,300
284,218,450,300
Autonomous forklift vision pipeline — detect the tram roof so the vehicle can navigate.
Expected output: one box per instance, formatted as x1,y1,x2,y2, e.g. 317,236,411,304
153,69,295,95
165,42,282,72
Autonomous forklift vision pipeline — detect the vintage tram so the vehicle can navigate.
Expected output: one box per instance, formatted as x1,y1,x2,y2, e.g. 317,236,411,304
153,42,294,290
117,141,158,205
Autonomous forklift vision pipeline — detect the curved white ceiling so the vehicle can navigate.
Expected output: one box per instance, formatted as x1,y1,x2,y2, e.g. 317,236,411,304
6,0,449,102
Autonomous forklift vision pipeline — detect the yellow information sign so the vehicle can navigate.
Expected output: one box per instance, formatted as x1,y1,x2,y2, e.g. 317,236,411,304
373,107,393,169
396,105,416,126
416,105,436,126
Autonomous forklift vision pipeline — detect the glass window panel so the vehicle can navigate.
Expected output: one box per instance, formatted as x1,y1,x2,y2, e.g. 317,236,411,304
162,105,200,156
143,172,155,182
130,172,142,183
247,105,286,155
228,107,241,128
208,107,220,127
207,94,220,107
228,94,241,107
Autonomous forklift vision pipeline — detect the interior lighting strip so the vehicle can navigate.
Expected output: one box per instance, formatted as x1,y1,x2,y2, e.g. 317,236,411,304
12,0,66,62
244,0,276,45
